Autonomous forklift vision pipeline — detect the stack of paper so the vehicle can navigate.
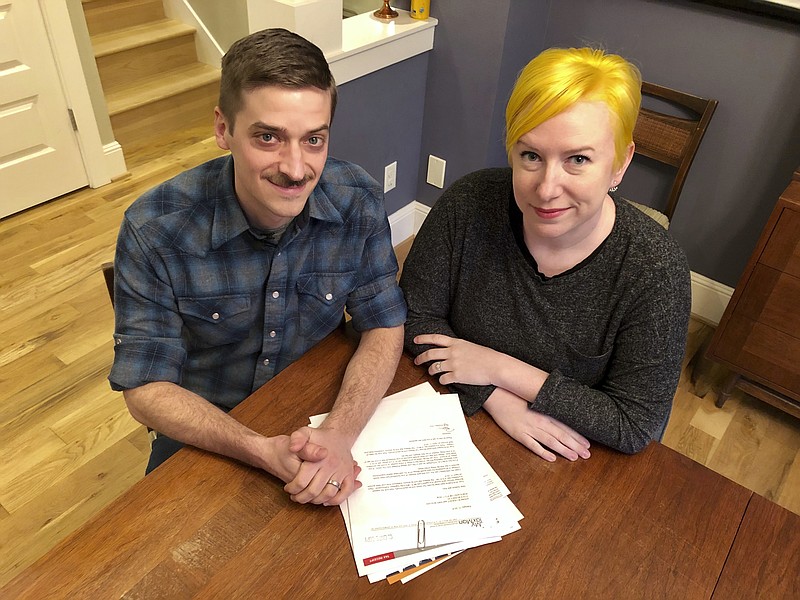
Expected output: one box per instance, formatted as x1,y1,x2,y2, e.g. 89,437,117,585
310,383,523,584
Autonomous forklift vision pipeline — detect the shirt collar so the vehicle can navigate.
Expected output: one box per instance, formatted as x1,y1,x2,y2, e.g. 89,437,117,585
211,155,344,250
306,162,344,226
211,156,250,249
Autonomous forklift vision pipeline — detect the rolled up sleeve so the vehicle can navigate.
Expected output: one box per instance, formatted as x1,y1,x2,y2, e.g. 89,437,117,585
346,211,407,332
109,218,187,391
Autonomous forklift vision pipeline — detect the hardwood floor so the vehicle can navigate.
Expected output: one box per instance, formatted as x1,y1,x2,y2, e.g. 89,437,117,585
667,319,800,513
1,137,798,586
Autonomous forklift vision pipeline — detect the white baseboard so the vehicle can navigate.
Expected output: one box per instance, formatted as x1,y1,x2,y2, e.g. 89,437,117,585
388,200,429,246
103,142,127,181
691,272,733,326
389,201,733,326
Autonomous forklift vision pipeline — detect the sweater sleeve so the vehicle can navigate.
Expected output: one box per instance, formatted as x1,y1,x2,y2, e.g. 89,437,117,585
399,180,496,414
533,250,691,453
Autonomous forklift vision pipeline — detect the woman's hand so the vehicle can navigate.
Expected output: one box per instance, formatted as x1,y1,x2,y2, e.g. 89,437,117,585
413,333,502,386
483,388,591,462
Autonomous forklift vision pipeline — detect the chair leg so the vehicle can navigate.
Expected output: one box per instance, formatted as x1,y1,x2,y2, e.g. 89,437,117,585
715,372,741,408
688,335,715,397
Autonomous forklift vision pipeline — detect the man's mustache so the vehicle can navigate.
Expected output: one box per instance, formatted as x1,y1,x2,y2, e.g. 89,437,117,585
266,172,313,187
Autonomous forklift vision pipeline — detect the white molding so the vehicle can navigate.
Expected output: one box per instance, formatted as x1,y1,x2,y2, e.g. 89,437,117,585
388,202,416,246
330,11,437,84
388,200,430,245
691,271,733,326
245,3,436,86
391,201,733,326
163,0,224,67
40,0,110,188
413,201,430,232
103,142,128,180
248,0,343,55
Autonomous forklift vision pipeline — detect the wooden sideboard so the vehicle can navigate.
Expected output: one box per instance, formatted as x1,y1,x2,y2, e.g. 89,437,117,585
706,168,800,418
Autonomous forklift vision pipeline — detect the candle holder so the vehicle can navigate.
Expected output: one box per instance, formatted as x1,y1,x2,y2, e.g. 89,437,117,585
374,0,398,20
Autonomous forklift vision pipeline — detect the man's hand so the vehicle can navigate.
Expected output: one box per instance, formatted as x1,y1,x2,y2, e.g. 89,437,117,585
483,388,591,462
264,428,329,483
413,334,502,386
283,426,362,505
280,325,402,506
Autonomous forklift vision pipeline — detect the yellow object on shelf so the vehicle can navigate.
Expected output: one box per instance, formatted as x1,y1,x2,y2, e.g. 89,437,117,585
410,0,430,20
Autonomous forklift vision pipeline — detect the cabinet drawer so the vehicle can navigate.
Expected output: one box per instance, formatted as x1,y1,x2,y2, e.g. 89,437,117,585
760,204,800,277
706,173,800,416
737,264,800,339
713,315,800,402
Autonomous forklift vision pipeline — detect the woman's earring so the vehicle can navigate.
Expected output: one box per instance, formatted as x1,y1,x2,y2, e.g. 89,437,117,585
609,181,618,193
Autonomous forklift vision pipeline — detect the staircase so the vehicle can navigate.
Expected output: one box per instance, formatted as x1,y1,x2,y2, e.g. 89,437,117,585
82,0,221,168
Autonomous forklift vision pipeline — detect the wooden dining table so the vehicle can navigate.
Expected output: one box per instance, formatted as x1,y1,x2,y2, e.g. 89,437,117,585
4,327,799,599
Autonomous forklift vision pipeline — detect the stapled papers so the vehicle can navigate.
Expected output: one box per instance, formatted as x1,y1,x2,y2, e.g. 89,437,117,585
309,383,522,584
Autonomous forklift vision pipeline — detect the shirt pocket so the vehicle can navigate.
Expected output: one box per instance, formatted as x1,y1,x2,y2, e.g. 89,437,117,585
296,271,357,340
177,294,255,348
557,343,613,387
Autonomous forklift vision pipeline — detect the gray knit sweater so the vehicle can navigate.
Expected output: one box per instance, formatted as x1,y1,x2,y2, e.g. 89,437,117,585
400,168,691,453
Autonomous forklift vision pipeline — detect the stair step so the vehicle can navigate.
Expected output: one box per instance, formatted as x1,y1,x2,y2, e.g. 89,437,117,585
119,126,224,171
80,1,221,166
110,80,220,155
93,20,198,92
82,0,165,37
91,19,196,58
105,62,220,116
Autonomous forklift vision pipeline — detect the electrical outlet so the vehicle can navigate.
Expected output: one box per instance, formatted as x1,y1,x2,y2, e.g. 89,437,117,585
426,155,446,189
384,161,397,193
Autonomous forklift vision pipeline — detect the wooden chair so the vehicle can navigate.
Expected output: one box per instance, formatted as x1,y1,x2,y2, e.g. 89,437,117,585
102,262,115,306
624,81,718,229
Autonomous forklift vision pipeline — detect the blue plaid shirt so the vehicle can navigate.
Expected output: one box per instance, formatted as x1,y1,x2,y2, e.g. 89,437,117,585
109,155,407,409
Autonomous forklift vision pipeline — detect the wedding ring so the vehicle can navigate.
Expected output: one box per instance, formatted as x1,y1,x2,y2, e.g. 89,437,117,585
435,362,442,373
327,479,341,490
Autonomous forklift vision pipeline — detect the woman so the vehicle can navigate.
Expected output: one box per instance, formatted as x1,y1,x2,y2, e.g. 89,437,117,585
400,47,691,462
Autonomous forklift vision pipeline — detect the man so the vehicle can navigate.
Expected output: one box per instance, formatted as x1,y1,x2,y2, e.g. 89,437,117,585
109,29,406,506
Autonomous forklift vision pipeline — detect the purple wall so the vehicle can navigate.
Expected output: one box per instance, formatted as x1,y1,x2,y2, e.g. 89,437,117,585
415,0,800,287
413,0,551,205
330,53,428,216
542,0,800,286
485,1,551,168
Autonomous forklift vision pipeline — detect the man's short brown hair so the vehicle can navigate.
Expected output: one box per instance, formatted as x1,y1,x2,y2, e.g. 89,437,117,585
218,28,337,132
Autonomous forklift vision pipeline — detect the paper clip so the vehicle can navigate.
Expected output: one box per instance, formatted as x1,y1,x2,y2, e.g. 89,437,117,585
416,520,426,549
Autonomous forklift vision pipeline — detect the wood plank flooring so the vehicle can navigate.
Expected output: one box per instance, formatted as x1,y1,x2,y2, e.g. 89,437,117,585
1,137,798,586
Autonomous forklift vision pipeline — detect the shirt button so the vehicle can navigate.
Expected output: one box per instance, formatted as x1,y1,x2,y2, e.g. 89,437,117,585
115,339,121,345
263,358,270,366
211,312,220,320
269,330,277,338
325,293,333,301
272,291,280,298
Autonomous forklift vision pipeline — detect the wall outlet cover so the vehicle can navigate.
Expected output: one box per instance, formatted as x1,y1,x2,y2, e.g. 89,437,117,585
384,161,397,193
426,155,446,189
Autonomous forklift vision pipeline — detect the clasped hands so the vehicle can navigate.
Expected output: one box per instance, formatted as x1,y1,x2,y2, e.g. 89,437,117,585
274,425,361,506
273,332,592,503
413,333,591,463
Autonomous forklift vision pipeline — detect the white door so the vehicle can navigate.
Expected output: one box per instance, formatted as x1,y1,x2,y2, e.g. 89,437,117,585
0,0,88,219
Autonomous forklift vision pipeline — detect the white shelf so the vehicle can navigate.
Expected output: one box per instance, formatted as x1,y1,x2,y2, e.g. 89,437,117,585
329,10,437,84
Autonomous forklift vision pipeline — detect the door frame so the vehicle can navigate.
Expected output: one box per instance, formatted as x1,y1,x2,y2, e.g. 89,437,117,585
39,0,125,188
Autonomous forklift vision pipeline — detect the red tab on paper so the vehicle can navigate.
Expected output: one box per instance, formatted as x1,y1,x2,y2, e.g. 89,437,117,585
363,552,396,566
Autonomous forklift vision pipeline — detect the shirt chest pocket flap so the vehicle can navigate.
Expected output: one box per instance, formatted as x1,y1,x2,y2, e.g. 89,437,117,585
177,294,254,346
296,271,357,336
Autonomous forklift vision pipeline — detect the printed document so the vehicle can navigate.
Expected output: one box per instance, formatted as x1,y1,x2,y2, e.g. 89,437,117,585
311,383,522,580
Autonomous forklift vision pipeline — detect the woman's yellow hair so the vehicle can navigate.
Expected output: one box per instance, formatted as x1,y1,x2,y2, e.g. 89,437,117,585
505,47,642,169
